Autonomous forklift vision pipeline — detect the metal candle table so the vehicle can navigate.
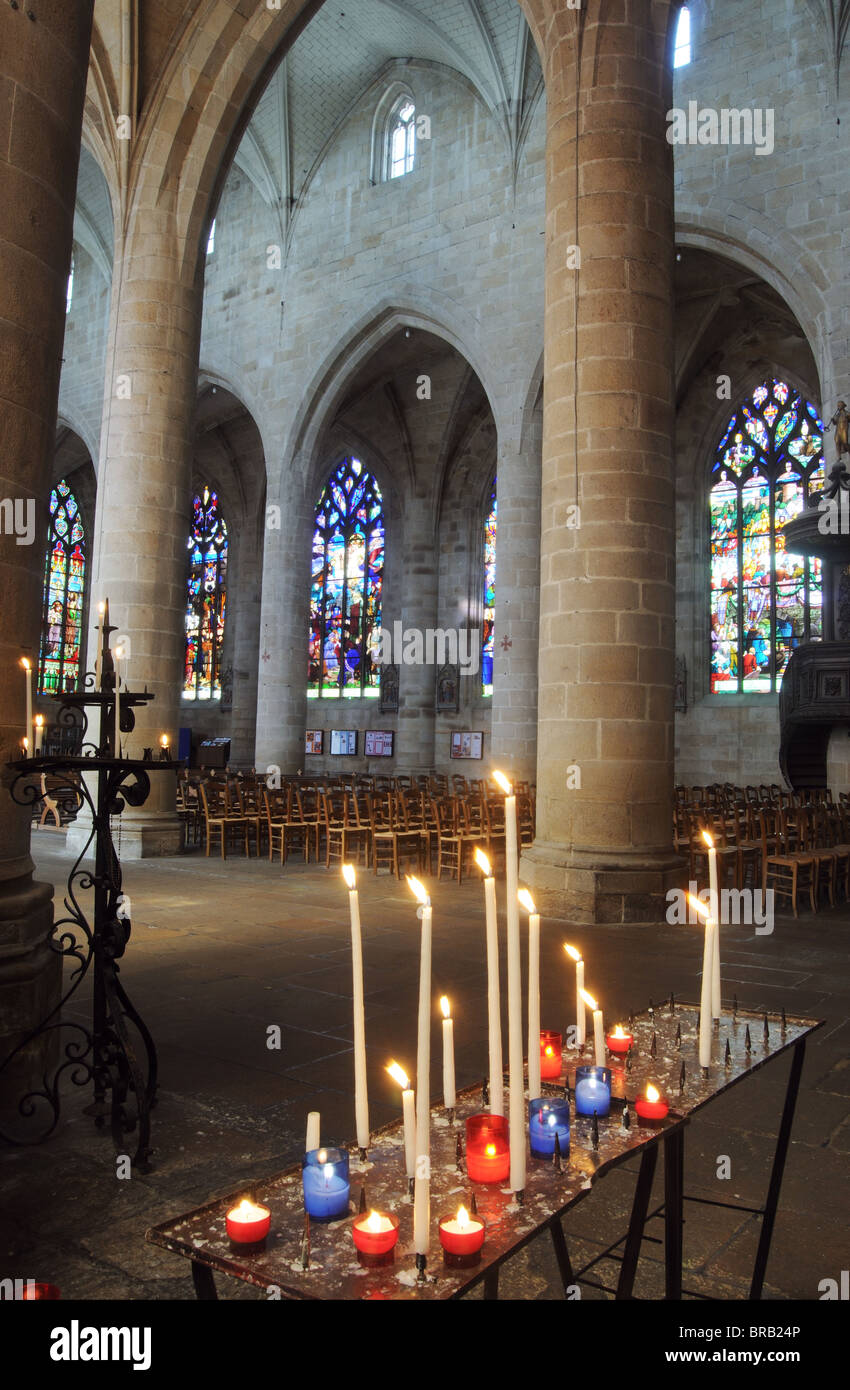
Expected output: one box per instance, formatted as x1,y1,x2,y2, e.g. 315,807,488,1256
145,1004,821,1301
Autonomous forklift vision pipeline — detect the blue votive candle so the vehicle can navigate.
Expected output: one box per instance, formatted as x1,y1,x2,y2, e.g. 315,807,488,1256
574,1065,612,1118
302,1147,351,1222
528,1097,570,1158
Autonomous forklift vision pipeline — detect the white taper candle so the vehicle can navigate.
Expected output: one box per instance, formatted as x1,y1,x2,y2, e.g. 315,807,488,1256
440,997,455,1109
475,848,503,1116
494,770,525,1196
519,890,541,1101
342,865,369,1151
408,876,432,1255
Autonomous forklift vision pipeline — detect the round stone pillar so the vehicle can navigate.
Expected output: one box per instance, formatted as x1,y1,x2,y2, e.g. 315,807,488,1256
490,422,542,785
395,496,439,774
80,229,206,855
255,470,313,776
0,2,94,1100
521,2,681,923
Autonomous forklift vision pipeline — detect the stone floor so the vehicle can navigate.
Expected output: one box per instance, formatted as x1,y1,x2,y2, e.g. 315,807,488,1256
1,834,848,1301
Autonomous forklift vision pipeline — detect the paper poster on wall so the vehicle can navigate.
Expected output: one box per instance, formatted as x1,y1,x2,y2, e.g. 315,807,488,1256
364,730,394,758
305,730,323,755
450,731,483,760
330,729,357,756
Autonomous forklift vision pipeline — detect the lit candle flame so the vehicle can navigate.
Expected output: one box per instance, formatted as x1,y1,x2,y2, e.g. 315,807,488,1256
544,1045,553,1057
474,847,492,876
342,863,356,889
580,988,598,1011
386,1060,410,1090
686,892,712,922
646,1084,660,1103
20,657,30,672
159,733,168,748
35,715,43,728
492,769,512,796
230,1198,267,1221
98,601,106,616
517,888,536,914
440,996,450,1020
485,1144,496,1157
457,1205,469,1230
612,1024,628,1038
701,829,715,849
564,943,582,963
406,875,429,906
366,1210,384,1233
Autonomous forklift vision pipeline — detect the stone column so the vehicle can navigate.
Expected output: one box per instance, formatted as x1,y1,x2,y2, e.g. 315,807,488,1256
79,226,206,856
521,2,681,923
0,2,94,1099
254,472,313,776
490,417,542,784
396,494,439,773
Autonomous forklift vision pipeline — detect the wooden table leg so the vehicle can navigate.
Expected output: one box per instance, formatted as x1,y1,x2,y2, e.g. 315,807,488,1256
749,1037,806,1301
663,1127,685,1301
616,1143,658,1299
192,1260,218,1300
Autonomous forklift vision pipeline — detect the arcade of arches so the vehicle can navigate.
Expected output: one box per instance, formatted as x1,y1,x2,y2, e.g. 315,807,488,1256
1,0,849,1305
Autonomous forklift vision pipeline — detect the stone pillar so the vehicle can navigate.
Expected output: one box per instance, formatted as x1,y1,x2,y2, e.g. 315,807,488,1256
521,2,681,923
79,227,206,856
0,2,94,1099
396,495,438,773
254,472,312,776
490,418,542,784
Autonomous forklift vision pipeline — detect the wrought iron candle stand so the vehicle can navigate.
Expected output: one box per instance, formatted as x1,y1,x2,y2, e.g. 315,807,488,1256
0,635,178,1172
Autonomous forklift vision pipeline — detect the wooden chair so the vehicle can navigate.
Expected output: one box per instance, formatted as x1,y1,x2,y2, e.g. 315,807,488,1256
431,796,478,882
199,781,248,858
763,808,817,917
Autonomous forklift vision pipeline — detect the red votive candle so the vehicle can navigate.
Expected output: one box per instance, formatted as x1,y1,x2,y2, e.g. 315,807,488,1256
635,1084,669,1125
465,1114,510,1183
439,1206,486,1268
606,1025,634,1057
225,1198,271,1249
540,1030,563,1079
20,1283,60,1300
351,1211,399,1267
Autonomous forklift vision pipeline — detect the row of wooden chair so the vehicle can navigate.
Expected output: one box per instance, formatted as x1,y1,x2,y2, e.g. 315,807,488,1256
180,776,536,881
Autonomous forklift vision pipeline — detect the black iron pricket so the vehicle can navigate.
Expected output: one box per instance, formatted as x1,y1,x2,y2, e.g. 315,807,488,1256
0,619,179,1170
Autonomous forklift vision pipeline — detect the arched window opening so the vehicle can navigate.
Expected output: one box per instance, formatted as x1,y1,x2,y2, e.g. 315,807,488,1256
482,480,497,696
206,219,216,256
709,380,824,695
674,6,692,67
66,254,75,315
38,479,85,695
309,458,385,699
183,487,228,701
389,100,416,179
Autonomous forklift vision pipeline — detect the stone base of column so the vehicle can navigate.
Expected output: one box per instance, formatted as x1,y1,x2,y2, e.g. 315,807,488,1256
67,811,185,861
521,841,686,925
0,875,59,1121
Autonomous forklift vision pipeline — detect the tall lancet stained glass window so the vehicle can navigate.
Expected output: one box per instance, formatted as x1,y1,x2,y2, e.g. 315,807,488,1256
482,481,497,696
39,479,85,694
309,459,384,698
710,380,824,694
184,487,228,700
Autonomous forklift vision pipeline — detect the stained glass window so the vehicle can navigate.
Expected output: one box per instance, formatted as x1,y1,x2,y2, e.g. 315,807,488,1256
482,480,497,696
389,101,416,179
309,458,384,699
38,479,85,694
66,254,74,315
710,380,824,694
183,487,228,700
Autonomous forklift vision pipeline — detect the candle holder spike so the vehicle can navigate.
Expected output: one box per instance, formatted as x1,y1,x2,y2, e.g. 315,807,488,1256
469,1191,478,1216
669,992,675,1013
563,1081,571,1106
781,1007,787,1034
301,1216,311,1270
415,1253,427,1281
679,1060,686,1093
553,1131,563,1172
359,1186,367,1214
591,1111,599,1149
0,677,178,1170
733,993,738,1021
763,1013,770,1045
745,1025,752,1053
455,1133,463,1171
702,1066,709,1080
650,1031,657,1059
358,1146,368,1164
625,1048,633,1073
621,1102,631,1130
675,1021,682,1049
481,1078,489,1108
408,1176,415,1198
514,1189,525,1206
724,1038,732,1067
447,1108,455,1127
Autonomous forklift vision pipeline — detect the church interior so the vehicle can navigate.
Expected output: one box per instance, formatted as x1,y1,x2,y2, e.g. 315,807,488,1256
1,0,849,1316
